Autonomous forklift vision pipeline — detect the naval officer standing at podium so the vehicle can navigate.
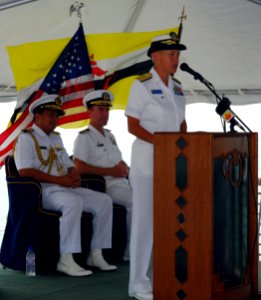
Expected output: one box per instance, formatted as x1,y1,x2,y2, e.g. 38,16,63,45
125,33,187,300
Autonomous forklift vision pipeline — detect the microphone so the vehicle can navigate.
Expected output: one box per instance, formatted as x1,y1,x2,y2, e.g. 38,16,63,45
180,63,204,81
180,63,250,132
215,97,244,131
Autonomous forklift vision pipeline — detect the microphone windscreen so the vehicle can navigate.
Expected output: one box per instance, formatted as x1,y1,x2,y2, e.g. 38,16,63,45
180,63,189,71
215,99,230,115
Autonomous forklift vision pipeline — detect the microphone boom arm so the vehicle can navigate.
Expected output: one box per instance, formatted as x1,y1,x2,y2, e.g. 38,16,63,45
180,63,251,133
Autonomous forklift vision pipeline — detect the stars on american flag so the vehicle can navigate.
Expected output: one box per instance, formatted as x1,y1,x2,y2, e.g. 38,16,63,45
41,24,91,94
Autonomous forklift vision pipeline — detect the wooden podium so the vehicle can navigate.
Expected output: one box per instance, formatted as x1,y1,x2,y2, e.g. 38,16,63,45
153,132,258,300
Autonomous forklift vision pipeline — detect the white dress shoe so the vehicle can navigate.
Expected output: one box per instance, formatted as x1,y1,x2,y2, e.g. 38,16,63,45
87,249,117,271
57,254,93,276
130,292,153,300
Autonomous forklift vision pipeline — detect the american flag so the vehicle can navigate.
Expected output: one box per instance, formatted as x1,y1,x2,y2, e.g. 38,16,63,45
0,23,94,167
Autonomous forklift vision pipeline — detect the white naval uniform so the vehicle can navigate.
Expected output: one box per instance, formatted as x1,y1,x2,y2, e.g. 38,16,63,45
73,124,132,244
125,67,186,296
14,124,113,254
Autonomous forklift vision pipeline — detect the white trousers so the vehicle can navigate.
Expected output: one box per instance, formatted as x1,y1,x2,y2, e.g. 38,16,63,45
41,184,113,254
105,177,132,243
128,140,153,295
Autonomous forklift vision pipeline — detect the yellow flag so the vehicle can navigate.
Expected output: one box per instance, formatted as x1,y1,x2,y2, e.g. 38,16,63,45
8,26,178,92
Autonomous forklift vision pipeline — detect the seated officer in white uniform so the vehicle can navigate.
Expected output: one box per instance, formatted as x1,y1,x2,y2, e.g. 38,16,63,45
73,90,132,261
14,94,117,276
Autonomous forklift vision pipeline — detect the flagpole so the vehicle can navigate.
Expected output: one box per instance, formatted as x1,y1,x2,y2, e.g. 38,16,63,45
177,6,187,42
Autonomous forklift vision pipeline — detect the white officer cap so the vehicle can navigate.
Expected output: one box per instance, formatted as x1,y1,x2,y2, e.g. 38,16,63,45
29,94,65,116
83,90,113,108
147,32,187,57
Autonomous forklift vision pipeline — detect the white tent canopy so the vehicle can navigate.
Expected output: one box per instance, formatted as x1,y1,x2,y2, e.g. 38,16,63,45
0,0,261,105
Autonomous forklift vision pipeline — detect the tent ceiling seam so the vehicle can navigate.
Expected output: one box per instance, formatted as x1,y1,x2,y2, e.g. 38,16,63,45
124,0,146,32
0,0,39,11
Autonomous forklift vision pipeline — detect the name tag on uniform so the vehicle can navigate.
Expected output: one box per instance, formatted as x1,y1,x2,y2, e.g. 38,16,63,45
97,143,104,147
40,146,47,149
151,89,163,94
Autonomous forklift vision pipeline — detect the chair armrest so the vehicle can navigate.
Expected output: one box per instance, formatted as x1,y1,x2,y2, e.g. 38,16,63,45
7,176,41,185
6,177,42,213
7,177,62,217
80,174,106,192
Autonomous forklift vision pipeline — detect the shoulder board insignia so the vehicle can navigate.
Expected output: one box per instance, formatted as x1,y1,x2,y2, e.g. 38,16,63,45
173,77,181,85
105,129,111,132
22,128,33,133
138,73,152,82
79,128,90,134
53,131,60,135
